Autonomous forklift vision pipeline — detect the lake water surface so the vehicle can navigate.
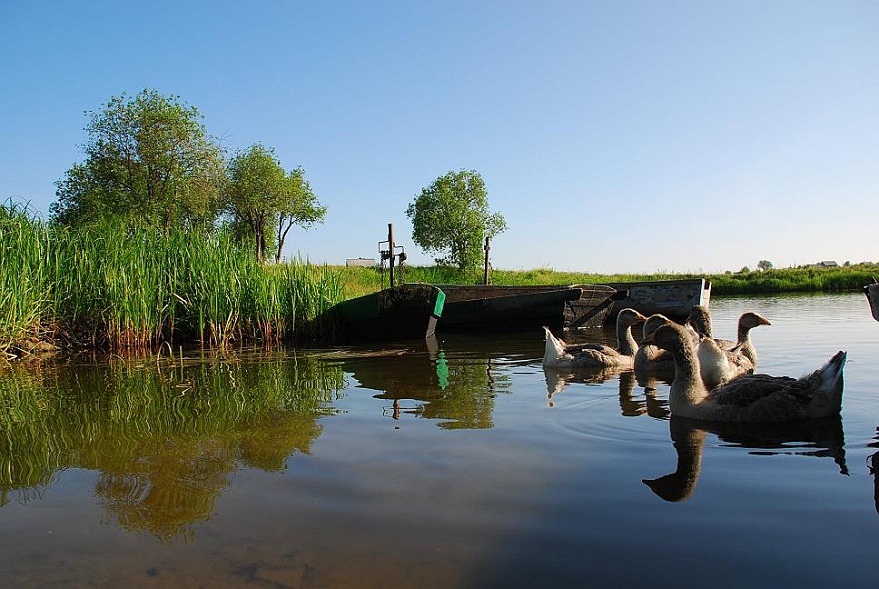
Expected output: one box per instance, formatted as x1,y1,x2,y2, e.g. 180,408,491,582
1,293,878,588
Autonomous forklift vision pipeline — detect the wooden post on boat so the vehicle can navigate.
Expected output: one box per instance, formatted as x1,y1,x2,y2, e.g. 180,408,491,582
483,236,491,285
388,223,396,288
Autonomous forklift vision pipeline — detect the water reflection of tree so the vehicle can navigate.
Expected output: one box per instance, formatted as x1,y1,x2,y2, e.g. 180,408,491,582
643,415,847,502
0,353,343,541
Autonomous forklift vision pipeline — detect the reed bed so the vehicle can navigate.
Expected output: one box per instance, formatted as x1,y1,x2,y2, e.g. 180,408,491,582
0,203,346,353
0,203,53,356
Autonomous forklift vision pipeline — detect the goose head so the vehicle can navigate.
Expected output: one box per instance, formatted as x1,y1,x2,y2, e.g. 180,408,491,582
685,305,712,338
739,311,771,330
643,313,671,341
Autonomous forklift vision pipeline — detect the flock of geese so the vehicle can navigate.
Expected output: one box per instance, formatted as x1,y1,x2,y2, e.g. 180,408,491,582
543,305,848,423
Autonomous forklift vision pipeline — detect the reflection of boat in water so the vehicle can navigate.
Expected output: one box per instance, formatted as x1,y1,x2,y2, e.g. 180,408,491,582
314,333,540,429
644,415,847,502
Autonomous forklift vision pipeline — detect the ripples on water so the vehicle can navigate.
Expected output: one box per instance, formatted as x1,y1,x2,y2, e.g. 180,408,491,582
0,293,877,587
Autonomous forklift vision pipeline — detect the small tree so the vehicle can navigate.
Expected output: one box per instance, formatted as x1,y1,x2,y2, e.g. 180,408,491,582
224,144,325,261
757,260,773,271
275,167,326,263
225,144,283,260
406,170,507,271
51,89,224,230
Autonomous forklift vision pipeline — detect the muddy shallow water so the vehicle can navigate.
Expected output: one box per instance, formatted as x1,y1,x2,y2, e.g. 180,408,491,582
1,293,877,588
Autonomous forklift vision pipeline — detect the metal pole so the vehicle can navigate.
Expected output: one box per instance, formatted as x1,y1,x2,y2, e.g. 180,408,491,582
483,236,491,285
388,223,396,288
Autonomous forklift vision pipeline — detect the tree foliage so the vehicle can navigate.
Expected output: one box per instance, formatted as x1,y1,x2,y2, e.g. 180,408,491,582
224,144,326,261
51,89,225,230
406,170,507,271
275,166,326,263
757,260,773,271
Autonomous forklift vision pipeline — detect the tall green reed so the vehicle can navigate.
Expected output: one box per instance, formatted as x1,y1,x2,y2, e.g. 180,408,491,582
0,203,347,352
0,202,52,355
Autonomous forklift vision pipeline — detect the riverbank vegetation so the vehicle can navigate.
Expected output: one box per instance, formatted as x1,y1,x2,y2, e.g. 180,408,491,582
337,261,879,299
1,203,342,356
2,202,875,356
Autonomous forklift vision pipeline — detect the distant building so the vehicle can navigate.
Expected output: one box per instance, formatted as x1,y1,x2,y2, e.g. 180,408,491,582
816,261,839,268
346,257,377,267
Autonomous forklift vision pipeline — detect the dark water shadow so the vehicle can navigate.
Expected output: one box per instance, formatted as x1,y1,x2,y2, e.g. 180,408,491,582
643,415,848,502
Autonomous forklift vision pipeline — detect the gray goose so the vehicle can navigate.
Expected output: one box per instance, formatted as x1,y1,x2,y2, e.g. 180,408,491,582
643,320,846,423
543,308,647,370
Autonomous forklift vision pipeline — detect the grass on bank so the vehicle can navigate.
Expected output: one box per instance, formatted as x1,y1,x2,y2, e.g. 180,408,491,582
335,262,879,299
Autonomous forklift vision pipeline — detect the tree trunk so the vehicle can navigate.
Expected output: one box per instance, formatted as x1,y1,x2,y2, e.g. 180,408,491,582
275,215,294,264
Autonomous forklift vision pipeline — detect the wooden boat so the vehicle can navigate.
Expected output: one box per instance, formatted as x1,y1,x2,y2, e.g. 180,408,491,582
330,283,445,342
434,284,621,331
864,279,879,322
602,278,711,322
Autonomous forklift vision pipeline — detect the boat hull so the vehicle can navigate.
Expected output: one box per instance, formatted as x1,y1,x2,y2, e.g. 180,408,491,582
332,283,445,342
865,282,879,322
434,284,621,331
603,278,711,322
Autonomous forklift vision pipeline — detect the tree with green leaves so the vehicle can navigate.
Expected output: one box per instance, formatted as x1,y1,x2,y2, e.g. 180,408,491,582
51,89,225,230
224,144,326,262
274,166,326,263
406,170,507,271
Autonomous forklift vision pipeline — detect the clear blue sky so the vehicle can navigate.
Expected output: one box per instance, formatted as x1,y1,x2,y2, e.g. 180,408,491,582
2,0,876,273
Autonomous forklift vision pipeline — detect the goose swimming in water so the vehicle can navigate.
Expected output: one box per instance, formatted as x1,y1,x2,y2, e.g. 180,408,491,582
543,308,647,369
686,306,771,388
634,313,705,385
643,320,847,422
634,313,695,374
687,306,771,365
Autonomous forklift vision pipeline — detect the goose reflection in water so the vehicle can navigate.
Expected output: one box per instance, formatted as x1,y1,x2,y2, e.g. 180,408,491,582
543,369,669,418
867,427,879,517
644,415,848,503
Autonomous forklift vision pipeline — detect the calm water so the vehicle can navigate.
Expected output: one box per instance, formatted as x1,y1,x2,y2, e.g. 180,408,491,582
1,293,878,588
